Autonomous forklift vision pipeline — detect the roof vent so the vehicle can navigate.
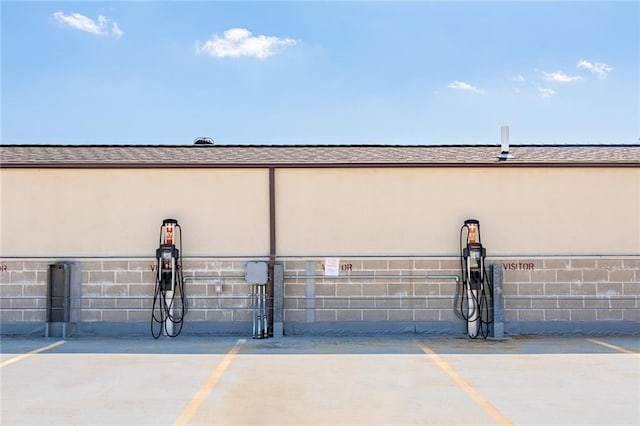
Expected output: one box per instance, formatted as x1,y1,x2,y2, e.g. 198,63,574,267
193,137,214,145
498,126,513,161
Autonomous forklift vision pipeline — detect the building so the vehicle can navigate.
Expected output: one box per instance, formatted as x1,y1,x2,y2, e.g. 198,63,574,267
1,144,638,336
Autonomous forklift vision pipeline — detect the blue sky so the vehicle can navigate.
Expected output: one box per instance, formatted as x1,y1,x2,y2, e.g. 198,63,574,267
1,1,638,145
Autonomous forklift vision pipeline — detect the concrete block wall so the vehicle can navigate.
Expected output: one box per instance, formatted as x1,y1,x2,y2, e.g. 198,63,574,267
0,256,638,335
499,257,640,323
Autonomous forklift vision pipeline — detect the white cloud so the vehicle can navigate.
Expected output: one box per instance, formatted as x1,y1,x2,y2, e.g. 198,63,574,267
447,80,486,94
541,70,581,83
512,74,526,82
577,60,613,79
53,11,123,37
537,87,556,98
196,28,297,59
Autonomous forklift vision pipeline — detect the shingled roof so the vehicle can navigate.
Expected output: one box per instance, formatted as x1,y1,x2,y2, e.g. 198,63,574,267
0,144,638,168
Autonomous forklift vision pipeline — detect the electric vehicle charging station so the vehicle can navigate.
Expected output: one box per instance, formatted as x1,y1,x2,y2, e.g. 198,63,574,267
246,261,269,339
457,219,493,339
151,219,185,338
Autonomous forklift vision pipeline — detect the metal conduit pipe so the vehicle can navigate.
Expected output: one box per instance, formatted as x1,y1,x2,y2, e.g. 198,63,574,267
282,273,459,282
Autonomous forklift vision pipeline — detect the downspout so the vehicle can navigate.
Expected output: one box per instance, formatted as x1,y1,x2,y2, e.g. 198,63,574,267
268,167,276,337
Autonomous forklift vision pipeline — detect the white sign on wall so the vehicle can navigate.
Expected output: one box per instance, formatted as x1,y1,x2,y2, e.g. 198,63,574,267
324,258,340,276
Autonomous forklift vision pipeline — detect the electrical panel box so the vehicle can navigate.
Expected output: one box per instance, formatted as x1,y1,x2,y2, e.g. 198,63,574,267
245,261,268,285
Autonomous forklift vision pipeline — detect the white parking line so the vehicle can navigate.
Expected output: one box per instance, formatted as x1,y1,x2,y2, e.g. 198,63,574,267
0,340,66,368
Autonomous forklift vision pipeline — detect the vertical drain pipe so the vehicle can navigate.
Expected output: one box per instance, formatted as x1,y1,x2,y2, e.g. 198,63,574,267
267,167,276,337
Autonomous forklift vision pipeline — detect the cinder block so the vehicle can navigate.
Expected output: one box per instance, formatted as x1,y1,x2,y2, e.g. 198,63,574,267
102,261,129,271
337,309,362,321
388,283,414,297
10,271,37,284
623,309,640,321
82,261,104,271
389,260,413,271
544,259,570,269
530,269,557,283
518,310,544,321
413,259,440,270
504,270,531,283
375,298,401,308
127,310,150,321
609,270,635,282
414,283,441,296
596,309,623,320
414,310,439,321
0,311,22,321
182,260,208,271
99,310,124,321
557,270,582,283
283,260,306,272
388,310,413,321
22,284,46,297
530,298,557,309
336,283,362,297
426,298,453,309
505,298,531,309
439,310,457,321
285,284,306,297
582,269,608,283
129,284,155,296
89,271,115,284
570,282,596,296
544,309,570,320
10,298,39,309
90,298,116,309
439,259,460,270
23,310,46,322
596,282,623,296
82,284,103,297
362,283,387,296
103,285,129,297
1,284,23,297
82,310,102,321
115,271,142,284
504,309,518,321
544,282,570,296
557,298,584,309
623,282,640,295
315,310,336,321
128,261,153,271
116,298,142,309
518,283,544,296
402,298,427,309
350,298,375,309
324,298,349,309
571,309,597,321
584,298,609,308
571,259,596,269
363,310,387,321
597,259,623,269
609,298,636,308
622,258,640,269
362,259,388,270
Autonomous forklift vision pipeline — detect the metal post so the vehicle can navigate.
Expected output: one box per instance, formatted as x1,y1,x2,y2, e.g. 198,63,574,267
491,264,505,339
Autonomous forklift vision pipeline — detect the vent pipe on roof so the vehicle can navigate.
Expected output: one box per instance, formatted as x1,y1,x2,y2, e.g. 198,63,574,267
498,126,513,161
194,137,214,145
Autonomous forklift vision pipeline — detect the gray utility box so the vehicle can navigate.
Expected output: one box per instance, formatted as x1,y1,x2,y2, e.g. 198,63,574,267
46,263,72,338
245,261,268,285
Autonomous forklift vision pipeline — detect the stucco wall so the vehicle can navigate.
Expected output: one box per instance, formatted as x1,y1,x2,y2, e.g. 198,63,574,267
0,169,270,257
276,168,640,256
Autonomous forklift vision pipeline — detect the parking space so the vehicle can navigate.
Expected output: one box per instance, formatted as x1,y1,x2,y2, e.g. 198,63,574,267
1,335,638,425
